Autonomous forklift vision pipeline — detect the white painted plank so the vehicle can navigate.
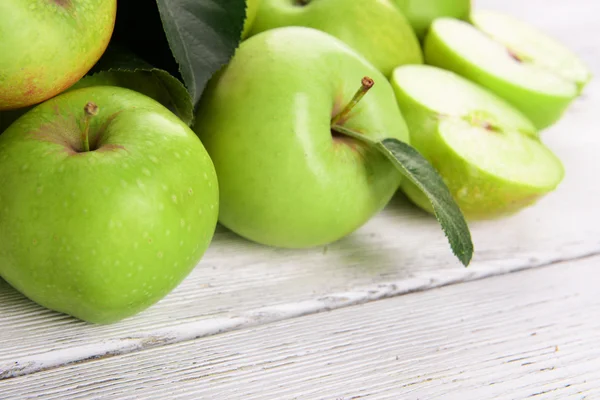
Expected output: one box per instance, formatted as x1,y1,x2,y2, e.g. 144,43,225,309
1,0,600,378
1,257,598,399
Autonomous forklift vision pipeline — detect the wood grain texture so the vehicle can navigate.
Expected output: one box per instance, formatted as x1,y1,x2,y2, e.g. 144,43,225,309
1,0,600,380
1,257,598,399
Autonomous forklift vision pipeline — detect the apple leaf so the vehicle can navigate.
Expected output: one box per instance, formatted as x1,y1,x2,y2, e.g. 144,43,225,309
73,46,194,125
331,125,473,266
154,0,246,105
109,0,246,107
378,138,474,266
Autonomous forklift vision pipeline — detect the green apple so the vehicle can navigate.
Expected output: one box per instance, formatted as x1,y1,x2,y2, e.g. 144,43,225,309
471,10,592,93
391,65,564,220
0,86,219,324
249,0,422,77
394,0,470,40
0,0,117,110
242,0,261,39
424,16,588,129
194,26,410,248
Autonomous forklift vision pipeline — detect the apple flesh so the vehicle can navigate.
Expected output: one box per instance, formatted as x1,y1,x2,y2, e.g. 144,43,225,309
0,0,117,110
424,17,583,129
0,86,219,324
471,10,592,93
194,26,410,248
394,0,471,40
249,0,422,77
391,65,565,220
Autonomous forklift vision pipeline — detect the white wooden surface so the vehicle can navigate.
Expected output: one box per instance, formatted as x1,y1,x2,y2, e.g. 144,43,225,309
1,257,598,399
0,0,599,395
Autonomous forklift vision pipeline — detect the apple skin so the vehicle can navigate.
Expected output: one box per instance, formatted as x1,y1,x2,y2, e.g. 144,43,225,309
194,27,410,249
0,86,219,324
394,0,471,40
0,0,117,110
249,0,422,77
242,0,261,39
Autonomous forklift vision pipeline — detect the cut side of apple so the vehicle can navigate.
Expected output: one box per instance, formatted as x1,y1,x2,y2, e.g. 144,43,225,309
424,17,581,130
471,10,592,93
391,65,565,220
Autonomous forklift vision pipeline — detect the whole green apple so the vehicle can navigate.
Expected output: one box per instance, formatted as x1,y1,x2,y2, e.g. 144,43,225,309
242,0,261,39
394,0,471,40
0,86,219,324
249,0,422,77
0,0,117,110
391,65,564,220
194,26,410,249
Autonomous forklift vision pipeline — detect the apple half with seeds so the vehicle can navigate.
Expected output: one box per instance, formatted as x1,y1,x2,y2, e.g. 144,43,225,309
424,13,591,129
391,64,565,220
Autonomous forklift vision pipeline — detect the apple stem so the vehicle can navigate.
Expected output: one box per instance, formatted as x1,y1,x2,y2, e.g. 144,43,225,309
81,102,99,152
331,77,374,126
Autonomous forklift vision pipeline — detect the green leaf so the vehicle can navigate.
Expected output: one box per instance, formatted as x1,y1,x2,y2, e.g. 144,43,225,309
378,138,474,266
72,46,194,125
154,0,247,105
110,0,246,107
331,125,473,266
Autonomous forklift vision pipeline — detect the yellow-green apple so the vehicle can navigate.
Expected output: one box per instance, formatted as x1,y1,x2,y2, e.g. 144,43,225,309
194,27,410,248
0,86,219,324
0,0,117,110
242,0,261,39
249,0,422,77
391,65,565,219
393,0,470,40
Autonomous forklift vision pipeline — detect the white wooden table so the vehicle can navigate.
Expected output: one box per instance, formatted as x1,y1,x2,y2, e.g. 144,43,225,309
1,0,599,398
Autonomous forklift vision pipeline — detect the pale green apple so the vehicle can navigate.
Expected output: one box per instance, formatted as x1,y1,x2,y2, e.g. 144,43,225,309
194,27,410,248
471,10,592,93
394,0,470,40
0,0,117,110
391,65,564,220
242,0,262,39
0,86,219,324
424,16,587,129
249,0,422,77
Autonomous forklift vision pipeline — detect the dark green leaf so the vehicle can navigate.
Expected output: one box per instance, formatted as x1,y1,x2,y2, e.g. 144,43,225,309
72,46,194,125
378,138,474,266
110,0,246,107
154,0,247,105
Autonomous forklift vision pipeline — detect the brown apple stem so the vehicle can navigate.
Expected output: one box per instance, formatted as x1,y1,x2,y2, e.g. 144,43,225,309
81,102,99,152
331,76,374,126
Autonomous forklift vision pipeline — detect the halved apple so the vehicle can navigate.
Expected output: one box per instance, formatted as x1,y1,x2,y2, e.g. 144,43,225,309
391,65,565,220
424,13,590,129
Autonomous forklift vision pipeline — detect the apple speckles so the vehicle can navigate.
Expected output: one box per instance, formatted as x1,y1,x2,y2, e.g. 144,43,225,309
21,164,29,172
157,252,163,259
457,187,469,199
179,241,184,247
137,265,143,272
161,184,168,192
198,208,203,215
136,179,145,191
149,155,159,164
174,152,181,159
165,229,171,236
36,186,44,195
171,195,178,204
120,179,128,189
58,165,65,173
142,168,151,177
133,242,139,250
158,203,165,212
180,219,186,228
188,188,194,196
